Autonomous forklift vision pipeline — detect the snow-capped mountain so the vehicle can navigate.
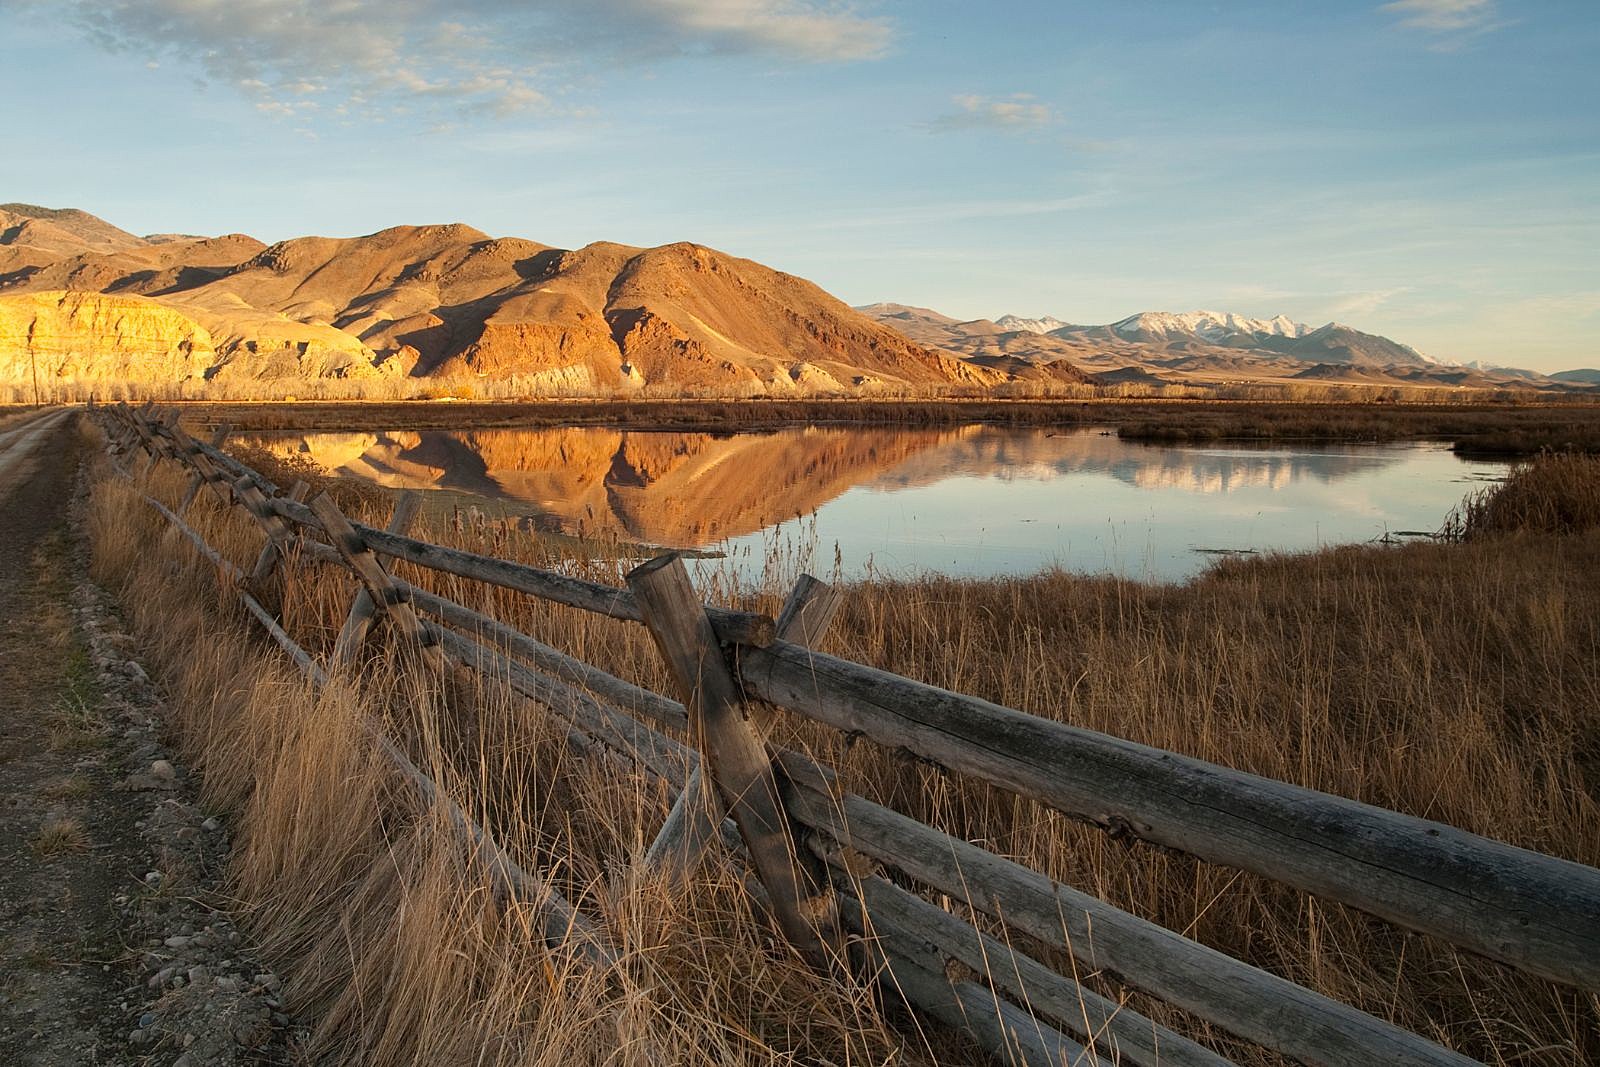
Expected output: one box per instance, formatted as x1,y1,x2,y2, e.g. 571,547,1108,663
994,314,1069,334
1107,310,1311,343
864,300,1472,383
856,301,1593,389
1043,310,1429,367
1458,359,1543,380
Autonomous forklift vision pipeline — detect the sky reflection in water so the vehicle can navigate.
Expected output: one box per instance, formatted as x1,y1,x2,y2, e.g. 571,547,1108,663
250,425,1505,583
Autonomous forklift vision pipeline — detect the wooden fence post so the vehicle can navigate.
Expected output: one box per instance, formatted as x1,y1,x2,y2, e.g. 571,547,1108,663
309,491,443,668
138,409,184,476
177,424,232,514
135,413,163,475
168,424,235,509
234,475,306,582
333,491,424,665
627,554,834,959
239,478,310,587
106,406,138,457
645,574,844,881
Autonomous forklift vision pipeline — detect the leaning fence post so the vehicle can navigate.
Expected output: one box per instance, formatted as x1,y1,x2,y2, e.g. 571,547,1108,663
140,409,184,476
645,573,845,882
627,554,836,960
333,491,425,665
309,491,442,668
167,423,234,510
177,424,232,514
134,412,164,475
239,478,309,587
107,405,138,457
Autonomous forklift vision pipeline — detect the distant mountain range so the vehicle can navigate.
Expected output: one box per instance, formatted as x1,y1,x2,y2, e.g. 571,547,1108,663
857,303,1591,391
0,201,1591,399
993,314,1069,334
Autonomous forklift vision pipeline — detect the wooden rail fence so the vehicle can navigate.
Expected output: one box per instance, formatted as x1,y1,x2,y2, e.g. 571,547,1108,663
96,402,1600,1067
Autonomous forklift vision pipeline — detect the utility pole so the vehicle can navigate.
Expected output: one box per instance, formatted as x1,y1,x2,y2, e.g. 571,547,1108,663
30,347,39,407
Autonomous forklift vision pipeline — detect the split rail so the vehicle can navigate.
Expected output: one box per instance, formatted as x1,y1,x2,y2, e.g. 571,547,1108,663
97,402,1600,1067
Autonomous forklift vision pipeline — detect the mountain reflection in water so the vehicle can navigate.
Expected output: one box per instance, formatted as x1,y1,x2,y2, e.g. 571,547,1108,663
246,425,1501,580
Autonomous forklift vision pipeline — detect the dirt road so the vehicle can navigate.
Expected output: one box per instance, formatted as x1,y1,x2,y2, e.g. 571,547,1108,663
0,409,142,1063
1,411,300,1066
0,408,75,498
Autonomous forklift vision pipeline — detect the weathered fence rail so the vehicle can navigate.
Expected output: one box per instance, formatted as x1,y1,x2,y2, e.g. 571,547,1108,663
97,402,1600,1067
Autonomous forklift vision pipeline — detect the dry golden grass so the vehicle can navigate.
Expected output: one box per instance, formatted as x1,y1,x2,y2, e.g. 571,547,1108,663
89,466,933,1067
1451,453,1600,538
174,396,1600,456
42,776,96,802
33,814,90,857
87,446,1600,1065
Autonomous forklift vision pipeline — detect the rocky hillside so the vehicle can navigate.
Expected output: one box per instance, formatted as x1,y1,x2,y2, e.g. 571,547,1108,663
0,204,1023,398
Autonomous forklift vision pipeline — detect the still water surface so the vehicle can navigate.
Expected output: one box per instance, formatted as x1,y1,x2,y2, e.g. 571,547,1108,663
247,425,1506,582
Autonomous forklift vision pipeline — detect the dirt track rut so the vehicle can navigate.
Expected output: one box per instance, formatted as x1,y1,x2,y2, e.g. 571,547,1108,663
0,410,141,1063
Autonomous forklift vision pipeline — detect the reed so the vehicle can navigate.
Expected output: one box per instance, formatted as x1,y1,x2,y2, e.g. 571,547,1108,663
1448,452,1600,539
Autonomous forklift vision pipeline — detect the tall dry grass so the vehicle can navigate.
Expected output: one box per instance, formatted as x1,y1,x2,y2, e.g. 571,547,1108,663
1449,452,1600,538
89,443,1600,1064
89,464,931,1066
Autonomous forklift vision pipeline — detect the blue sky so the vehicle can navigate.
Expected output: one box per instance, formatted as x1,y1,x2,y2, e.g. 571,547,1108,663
1,0,1595,370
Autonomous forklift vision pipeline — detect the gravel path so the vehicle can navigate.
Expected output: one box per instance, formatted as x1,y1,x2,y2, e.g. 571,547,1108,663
0,412,304,1066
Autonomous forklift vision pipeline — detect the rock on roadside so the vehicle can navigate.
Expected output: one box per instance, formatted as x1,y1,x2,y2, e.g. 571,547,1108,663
70,474,306,1066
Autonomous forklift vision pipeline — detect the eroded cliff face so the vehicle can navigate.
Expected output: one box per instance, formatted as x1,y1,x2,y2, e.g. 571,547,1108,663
0,291,215,390
433,290,632,393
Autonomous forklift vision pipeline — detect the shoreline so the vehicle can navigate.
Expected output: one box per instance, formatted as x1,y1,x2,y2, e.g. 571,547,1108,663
135,396,1600,456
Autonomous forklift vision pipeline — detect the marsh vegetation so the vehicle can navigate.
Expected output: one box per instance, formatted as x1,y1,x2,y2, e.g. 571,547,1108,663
89,442,1600,1064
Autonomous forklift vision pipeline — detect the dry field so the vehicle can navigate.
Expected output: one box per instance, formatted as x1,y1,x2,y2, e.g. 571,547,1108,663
153,396,1600,456
86,441,1600,1065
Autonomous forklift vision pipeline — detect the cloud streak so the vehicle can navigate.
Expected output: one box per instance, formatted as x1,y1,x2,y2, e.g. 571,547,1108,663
933,93,1056,133
1379,0,1507,48
1328,287,1413,318
45,1,892,121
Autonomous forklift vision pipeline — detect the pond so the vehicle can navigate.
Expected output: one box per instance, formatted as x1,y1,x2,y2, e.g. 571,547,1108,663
243,424,1507,583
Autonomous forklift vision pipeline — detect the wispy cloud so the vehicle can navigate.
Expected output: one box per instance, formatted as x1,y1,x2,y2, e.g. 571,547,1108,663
1328,287,1413,318
636,0,892,61
1379,0,1508,49
933,93,1056,133
39,1,892,122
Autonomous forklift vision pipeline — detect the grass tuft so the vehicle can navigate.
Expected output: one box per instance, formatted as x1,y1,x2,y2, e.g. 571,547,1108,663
43,776,96,802
33,815,90,857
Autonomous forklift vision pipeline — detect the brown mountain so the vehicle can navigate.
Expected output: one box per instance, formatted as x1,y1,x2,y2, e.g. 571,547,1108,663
0,203,147,255
0,205,1028,399
851,303,1096,387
